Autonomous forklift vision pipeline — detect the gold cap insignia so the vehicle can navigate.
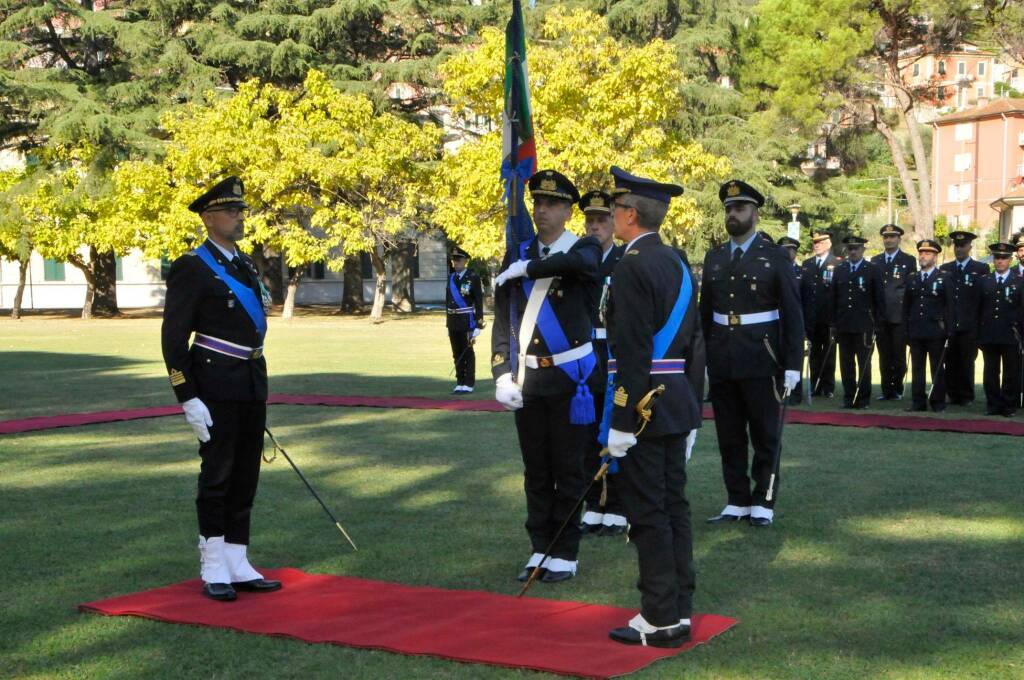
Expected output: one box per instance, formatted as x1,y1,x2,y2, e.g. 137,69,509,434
492,353,504,367
627,249,640,255
613,386,628,407
540,178,557,191
727,183,740,197
232,183,242,196
592,196,605,208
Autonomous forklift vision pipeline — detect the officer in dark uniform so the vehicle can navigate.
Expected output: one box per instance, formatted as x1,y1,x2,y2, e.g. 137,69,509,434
939,231,990,405
578,190,627,537
161,177,281,601
491,169,602,584
602,167,704,648
831,235,884,408
700,181,804,527
777,236,805,405
977,242,1021,416
446,246,485,394
903,239,953,412
1013,232,1024,279
802,229,840,397
870,224,917,400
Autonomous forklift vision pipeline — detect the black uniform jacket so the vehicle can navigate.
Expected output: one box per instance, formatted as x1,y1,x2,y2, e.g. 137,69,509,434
606,233,705,437
830,259,885,334
801,252,841,329
490,233,602,397
590,244,625,375
699,234,804,382
870,250,917,324
445,269,484,332
902,269,953,341
977,271,1022,346
161,240,268,403
939,258,991,333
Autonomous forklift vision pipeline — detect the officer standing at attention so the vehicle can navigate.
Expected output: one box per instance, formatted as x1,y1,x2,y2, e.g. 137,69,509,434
578,190,628,537
491,169,602,584
777,236,805,405
161,177,281,601
802,229,840,397
1013,232,1024,278
700,181,804,527
977,243,1021,417
903,239,953,412
870,224,917,400
446,246,485,394
939,231,990,406
831,235,884,408
602,167,704,648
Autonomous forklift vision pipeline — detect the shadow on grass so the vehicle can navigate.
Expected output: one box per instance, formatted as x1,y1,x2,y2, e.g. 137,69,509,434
2,405,1023,678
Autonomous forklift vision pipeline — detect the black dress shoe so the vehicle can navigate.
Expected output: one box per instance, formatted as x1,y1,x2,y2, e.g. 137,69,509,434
985,408,1000,416
876,394,890,401
749,517,773,527
202,582,237,601
905,405,927,412
541,569,574,583
609,624,690,648
706,513,747,525
824,392,834,398
931,404,946,413
233,578,282,592
580,522,603,536
599,524,627,537
516,567,546,583
1002,409,1017,418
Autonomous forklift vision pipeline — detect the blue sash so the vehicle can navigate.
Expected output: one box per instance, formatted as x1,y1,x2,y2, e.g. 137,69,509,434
598,256,693,447
448,273,477,330
519,238,597,425
193,244,267,342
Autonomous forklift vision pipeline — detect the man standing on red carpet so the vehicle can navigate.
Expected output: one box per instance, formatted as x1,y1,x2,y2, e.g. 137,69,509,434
162,177,282,602
602,167,704,648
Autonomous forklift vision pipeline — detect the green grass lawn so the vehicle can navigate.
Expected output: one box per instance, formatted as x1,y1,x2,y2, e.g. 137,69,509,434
1,315,1023,679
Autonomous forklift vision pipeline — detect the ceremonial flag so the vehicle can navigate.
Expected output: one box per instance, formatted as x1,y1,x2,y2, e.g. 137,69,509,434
502,0,536,253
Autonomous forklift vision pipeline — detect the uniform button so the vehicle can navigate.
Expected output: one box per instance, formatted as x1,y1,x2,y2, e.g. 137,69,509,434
729,293,734,298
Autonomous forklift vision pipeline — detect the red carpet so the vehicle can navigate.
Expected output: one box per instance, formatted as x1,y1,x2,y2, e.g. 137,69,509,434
80,568,737,678
3,393,1023,437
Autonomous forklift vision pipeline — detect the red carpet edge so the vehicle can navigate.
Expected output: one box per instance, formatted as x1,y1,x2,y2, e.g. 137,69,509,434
3,394,1022,437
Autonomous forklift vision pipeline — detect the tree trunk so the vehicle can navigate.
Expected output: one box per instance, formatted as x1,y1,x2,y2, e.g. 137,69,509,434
390,239,416,313
369,245,388,323
89,247,120,317
891,86,934,238
282,268,303,319
340,253,364,313
872,107,931,240
11,259,26,319
250,248,285,305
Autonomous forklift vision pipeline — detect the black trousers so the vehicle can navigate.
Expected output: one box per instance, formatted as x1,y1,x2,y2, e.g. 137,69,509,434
876,321,908,398
838,331,873,407
514,392,589,560
448,329,475,387
945,330,978,403
617,433,694,627
981,344,1021,412
197,400,267,544
709,377,781,508
908,338,947,409
583,388,624,520
808,324,836,395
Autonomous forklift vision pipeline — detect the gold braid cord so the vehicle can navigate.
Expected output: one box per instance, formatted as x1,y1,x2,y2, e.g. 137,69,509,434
263,439,278,464
633,384,666,437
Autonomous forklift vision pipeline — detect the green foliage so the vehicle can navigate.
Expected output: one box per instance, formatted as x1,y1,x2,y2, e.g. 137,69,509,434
433,8,731,260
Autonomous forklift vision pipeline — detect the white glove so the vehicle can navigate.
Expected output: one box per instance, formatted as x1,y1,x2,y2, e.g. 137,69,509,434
471,328,481,340
495,372,523,411
182,397,213,443
607,428,637,458
685,429,697,462
783,370,800,394
494,259,529,287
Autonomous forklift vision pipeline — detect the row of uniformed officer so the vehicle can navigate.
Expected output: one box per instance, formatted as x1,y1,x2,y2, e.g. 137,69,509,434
870,224,918,400
977,242,1022,416
802,230,840,397
903,239,953,411
940,231,991,405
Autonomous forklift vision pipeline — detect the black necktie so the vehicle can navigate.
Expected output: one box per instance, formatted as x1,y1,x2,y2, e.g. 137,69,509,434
541,246,550,258
731,248,742,265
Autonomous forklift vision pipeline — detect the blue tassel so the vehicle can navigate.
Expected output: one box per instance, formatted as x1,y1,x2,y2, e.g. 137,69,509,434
570,382,596,425
602,455,619,475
